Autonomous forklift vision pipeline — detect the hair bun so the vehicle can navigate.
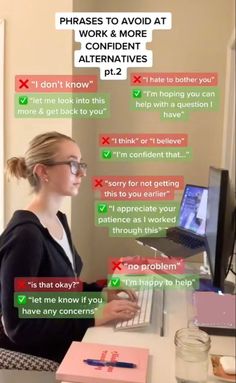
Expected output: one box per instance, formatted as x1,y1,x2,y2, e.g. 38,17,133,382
6,157,28,179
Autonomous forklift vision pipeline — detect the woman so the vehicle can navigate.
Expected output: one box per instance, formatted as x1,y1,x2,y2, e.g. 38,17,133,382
0,132,139,362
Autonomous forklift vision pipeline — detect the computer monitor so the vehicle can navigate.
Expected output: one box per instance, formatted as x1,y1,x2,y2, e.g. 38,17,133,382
205,167,236,291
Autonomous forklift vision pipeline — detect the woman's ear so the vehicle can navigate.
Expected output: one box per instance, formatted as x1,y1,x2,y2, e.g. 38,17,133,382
33,164,49,183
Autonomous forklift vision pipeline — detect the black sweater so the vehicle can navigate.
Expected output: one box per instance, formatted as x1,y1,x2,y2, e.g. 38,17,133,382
0,210,102,362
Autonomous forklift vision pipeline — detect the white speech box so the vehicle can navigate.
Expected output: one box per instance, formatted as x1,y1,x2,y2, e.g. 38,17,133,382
55,12,172,80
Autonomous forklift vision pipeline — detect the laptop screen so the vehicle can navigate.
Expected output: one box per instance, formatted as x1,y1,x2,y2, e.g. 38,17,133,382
178,185,208,236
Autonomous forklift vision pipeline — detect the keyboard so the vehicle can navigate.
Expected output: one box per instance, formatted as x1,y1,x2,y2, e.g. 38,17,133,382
169,230,205,249
115,289,153,330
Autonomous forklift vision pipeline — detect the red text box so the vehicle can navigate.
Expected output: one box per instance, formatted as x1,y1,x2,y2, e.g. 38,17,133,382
131,72,218,86
99,134,188,147
92,176,184,200
14,277,83,292
108,257,185,275
15,75,97,92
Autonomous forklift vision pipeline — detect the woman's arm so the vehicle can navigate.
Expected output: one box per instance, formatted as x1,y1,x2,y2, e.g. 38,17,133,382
0,224,94,348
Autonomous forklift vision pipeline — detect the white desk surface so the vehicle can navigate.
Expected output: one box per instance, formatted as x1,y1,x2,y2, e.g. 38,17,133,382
82,289,235,383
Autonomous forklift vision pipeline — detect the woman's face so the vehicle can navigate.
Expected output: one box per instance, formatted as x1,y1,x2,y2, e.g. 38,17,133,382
45,139,86,197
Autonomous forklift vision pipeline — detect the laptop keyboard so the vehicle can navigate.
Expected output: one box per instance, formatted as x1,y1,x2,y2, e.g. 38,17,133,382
169,230,205,249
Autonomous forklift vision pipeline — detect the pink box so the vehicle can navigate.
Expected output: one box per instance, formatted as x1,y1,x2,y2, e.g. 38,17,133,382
56,341,149,383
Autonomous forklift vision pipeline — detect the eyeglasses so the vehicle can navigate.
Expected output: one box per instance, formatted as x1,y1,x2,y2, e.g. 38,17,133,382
46,160,87,176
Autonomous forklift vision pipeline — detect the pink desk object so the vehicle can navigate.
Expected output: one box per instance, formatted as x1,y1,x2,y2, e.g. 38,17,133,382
193,291,236,328
56,341,149,383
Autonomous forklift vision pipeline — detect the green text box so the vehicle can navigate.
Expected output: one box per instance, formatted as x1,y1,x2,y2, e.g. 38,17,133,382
131,86,219,120
95,200,180,237
15,93,110,119
100,147,192,161
14,292,106,318
108,274,199,290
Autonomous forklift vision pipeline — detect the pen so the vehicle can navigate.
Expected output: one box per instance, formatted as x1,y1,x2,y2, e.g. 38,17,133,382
83,359,137,368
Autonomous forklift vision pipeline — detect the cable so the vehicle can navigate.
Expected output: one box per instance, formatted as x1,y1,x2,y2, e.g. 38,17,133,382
226,249,235,277
225,208,236,277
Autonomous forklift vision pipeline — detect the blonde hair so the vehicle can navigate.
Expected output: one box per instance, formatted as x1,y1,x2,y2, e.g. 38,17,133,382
6,132,75,191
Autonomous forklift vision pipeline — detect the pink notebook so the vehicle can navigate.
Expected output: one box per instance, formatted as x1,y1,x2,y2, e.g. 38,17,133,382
56,342,149,383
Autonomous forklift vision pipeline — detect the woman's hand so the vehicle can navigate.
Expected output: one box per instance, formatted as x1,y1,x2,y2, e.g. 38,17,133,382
95,299,140,326
102,286,137,302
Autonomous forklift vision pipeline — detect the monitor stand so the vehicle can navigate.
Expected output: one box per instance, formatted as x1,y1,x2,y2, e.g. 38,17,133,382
197,252,235,293
196,251,218,292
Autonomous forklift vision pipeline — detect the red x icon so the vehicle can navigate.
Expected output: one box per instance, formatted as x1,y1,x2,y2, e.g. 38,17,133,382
133,75,141,84
19,79,29,89
112,261,122,271
16,279,26,290
94,179,103,188
102,136,110,145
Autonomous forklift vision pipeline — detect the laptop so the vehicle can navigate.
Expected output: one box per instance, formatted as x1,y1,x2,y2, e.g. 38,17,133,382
137,184,208,258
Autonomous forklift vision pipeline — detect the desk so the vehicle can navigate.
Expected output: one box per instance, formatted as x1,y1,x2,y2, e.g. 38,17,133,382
82,289,235,383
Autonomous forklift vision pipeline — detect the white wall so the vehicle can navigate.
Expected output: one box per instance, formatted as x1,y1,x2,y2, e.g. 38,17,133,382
71,0,235,281
0,0,73,224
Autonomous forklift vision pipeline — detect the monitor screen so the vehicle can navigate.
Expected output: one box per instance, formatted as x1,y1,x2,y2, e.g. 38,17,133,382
205,167,236,291
179,185,208,236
